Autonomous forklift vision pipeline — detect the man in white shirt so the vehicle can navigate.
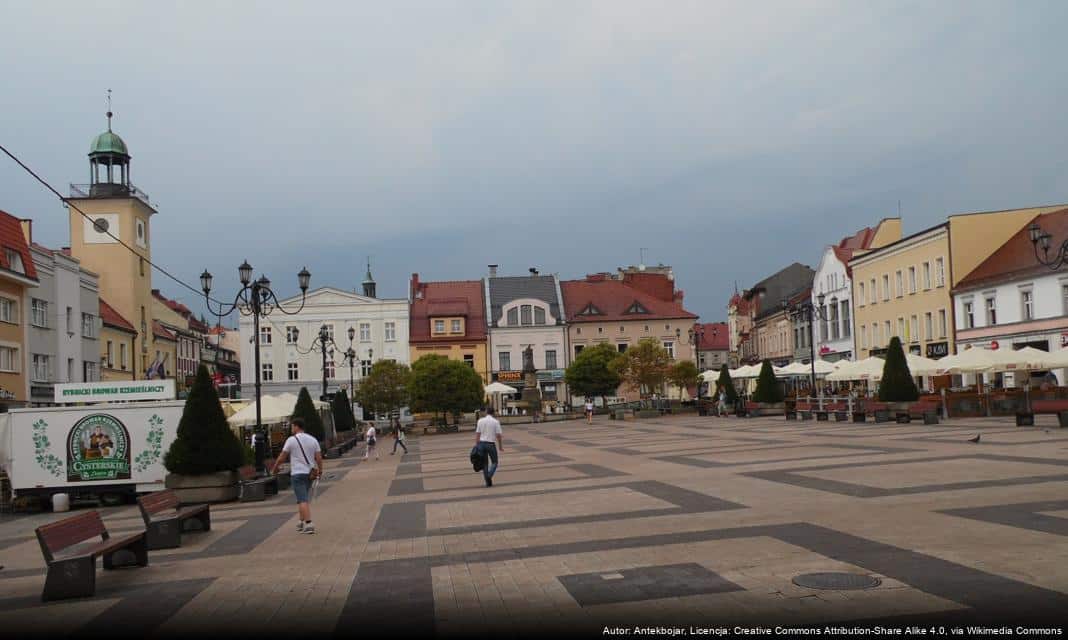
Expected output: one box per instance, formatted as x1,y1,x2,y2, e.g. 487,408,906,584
474,407,503,487
270,418,323,534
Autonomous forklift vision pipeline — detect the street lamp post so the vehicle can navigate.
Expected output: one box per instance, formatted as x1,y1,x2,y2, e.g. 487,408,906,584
1028,222,1068,270
345,326,356,419
201,261,310,471
782,294,830,395
296,324,340,399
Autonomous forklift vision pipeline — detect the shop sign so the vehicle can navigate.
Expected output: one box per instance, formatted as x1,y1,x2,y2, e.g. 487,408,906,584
0,387,16,401
908,345,921,355
66,413,132,482
496,371,524,383
535,369,565,382
55,380,176,404
926,342,950,359
990,340,1000,350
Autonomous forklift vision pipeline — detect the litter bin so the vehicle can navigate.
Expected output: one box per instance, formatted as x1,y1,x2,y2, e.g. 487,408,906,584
615,409,626,421
52,493,70,512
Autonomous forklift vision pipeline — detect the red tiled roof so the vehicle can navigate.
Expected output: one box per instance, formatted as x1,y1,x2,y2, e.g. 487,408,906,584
728,293,752,314
409,277,487,342
562,277,698,323
152,320,177,341
838,226,875,250
0,210,38,281
956,208,1068,291
100,299,137,333
696,322,729,350
620,272,675,302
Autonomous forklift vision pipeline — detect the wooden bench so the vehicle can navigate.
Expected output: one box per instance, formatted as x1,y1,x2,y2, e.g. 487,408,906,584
35,510,147,601
137,489,211,550
238,465,273,502
907,401,940,424
1030,399,1068,427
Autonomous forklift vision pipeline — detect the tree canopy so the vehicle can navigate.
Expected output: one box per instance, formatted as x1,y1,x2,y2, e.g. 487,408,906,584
164,365,244,474
564,342,623,404
878,336,919,402
752,359,784,403
610,338,670,398
716,364,738,404
357,360,411,419
667,360,701,400
291,386,326,441
409,355,484,423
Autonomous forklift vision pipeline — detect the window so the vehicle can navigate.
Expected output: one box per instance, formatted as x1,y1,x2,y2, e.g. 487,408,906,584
120,343,128,370
84,361,99,382
664,341,675,359
499,351,511,371
873,323,880,347
895,271,903,297
963,302,974,329
463,354,475,368
451,319,461,334
32,354,51,382
923,262,931,289
841,302,850,338
106,341,114,367
66,307,73,333
870,279,877,304
31,299,48,327
0,297,16,324
881,275,890,301
325,360,336,379
617,343,628,353
0,346,18,372
286,326,298,344
908,267,916,294
910,315,918,343
434,320,445,334
534,307,546,325
935,257,945,287
260,326,272,344
985,296,997,326
262,362,274,381
884,320,892,343
360,323,371,341
4,248,24,274
897,317,905,338
82,313,96,338
1064,284,1068,314
384,322,396,341
860,325,868,349
1021,290,1034,320
819,306,828,342
939,309,947,338
288,362,299,380
829,301,840,340
545,350,557,369
361,359,372,376
520,305,532,325
139,257,145,277
574,345,584,357
506,308,518,325
858,282,865,306
322,324,334,341
925,312,933,341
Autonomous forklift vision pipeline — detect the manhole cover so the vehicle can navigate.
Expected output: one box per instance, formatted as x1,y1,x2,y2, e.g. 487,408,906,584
792,572,881,590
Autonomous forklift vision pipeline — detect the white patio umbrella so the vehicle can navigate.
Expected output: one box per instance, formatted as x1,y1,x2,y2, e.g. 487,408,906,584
733,364,760,378
775,362,808,377
904,353,942,377
700,370,719,382
935,347,1002,375
826,356,885,381
810,359,838,375
484,381,518,395
228,394,299,427
991,346,1057,372
1044,347,1068,369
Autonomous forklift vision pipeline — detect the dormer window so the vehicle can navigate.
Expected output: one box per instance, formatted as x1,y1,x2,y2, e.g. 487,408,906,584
534,307,546,325
507,308,518,326
4,248,23,275
577,303,602,316
623,301,650,315
505,303,550,326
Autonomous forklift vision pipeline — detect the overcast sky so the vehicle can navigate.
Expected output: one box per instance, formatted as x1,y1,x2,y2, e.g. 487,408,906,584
3,1,1067,322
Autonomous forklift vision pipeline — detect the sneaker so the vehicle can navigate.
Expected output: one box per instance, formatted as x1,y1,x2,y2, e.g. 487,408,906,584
301,523,316,534
485,477,493,487
296,521,304,532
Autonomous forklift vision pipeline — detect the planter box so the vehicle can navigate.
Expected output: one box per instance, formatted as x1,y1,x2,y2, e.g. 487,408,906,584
748,402,785,417
165,471,239,504
636,409,660,419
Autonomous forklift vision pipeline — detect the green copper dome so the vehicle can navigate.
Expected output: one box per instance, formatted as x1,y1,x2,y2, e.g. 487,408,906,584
89,130,128,156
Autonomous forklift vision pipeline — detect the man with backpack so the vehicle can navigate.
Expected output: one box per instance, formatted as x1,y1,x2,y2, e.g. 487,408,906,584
270,418,323,534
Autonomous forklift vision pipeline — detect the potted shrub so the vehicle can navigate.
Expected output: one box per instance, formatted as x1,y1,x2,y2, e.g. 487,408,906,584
878,336,919,419
749,360,785,416
292,387,326,441
163,365,245,503
716,364,738,415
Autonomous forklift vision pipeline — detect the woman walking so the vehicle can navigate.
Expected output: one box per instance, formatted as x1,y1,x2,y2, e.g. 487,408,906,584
363,422,379,460
391,420,408,455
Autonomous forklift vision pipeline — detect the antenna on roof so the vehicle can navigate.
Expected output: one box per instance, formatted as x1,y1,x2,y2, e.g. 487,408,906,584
898,199,902,217
639,248,648,271
106,88,113,131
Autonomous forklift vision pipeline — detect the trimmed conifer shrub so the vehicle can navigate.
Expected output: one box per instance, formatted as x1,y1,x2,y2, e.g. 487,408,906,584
163,365,245,475
752,359,784,403
331,389,356,432
716,364,738,404
878,336,919,402
292,387,326,441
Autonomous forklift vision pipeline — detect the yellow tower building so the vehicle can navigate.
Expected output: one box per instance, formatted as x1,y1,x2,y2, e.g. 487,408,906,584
67,108,157,379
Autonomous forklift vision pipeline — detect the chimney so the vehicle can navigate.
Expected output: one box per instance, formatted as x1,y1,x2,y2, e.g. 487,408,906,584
19,219,32,245
410,273,420,300
488,264,498,278
529,267,539,276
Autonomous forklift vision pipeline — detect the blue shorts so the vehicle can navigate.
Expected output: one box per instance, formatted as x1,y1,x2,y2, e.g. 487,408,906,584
292,473,311,503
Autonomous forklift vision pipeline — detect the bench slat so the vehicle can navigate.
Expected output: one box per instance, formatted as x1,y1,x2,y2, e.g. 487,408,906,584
37,511,106,554
53,532,145,562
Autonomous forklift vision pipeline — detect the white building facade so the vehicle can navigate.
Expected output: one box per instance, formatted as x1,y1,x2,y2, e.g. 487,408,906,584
240,287,409,399
811,247,855,362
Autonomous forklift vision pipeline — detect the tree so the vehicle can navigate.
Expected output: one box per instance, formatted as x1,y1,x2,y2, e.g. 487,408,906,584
752,359,784,403
878,336,919,402
716,364,738,404
331,389,356,432
291,386,325,441
409,355,484,424
357,360,411,422
163,364,245,474
610,338,670,399
667,360,701,401
565,342,623,407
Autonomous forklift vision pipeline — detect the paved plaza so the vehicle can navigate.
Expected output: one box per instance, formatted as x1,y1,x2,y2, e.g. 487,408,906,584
2,414,1068,636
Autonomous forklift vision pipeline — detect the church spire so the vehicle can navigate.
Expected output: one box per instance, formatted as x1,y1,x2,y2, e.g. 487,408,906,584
362,257,376,298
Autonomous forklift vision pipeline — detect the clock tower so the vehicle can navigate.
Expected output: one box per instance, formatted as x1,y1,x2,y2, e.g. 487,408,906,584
68,104,157,378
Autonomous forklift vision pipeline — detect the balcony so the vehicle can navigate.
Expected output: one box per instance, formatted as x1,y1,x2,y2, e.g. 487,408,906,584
70,183,153,208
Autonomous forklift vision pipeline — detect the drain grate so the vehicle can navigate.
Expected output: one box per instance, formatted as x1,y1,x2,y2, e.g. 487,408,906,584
792,572,882,591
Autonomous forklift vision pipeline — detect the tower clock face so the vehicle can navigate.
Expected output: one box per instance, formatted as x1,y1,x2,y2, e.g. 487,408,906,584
84,213,119,244
93,218,109,233
135,218,147,248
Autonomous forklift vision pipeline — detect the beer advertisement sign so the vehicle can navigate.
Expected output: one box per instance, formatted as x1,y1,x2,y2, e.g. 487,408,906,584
66,414,132,482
